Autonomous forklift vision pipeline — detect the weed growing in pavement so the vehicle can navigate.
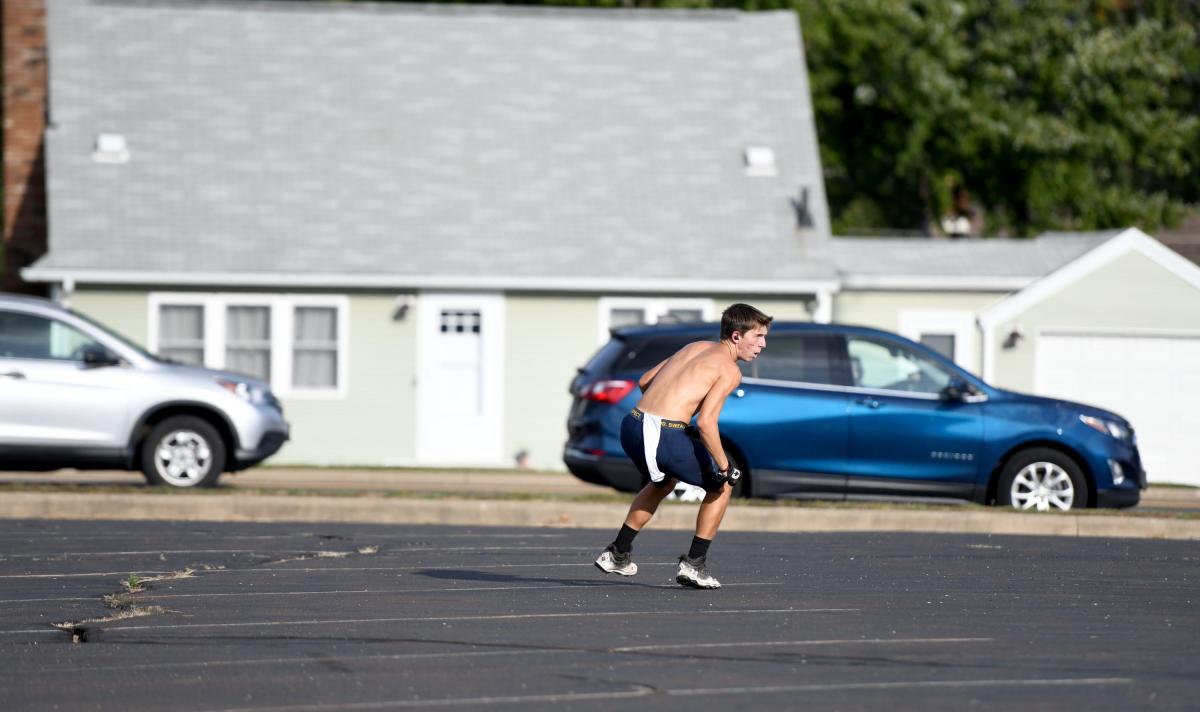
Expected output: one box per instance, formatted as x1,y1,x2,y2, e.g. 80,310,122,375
123,573,143,592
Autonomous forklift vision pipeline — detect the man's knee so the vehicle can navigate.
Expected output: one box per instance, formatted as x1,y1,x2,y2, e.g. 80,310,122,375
703,483,732,504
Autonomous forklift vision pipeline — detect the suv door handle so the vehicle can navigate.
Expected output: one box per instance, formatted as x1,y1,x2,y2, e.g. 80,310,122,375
855,397,880,409
0,371,25,380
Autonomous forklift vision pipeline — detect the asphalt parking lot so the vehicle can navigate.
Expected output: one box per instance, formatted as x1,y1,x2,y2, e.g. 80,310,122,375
0,519,1196,711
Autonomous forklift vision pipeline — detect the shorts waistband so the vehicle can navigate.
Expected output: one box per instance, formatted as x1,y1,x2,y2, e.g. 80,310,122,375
630,408,688,430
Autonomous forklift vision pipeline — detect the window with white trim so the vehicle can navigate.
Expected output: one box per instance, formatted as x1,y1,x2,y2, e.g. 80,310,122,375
149,294,348,397
226,305,272,382
597,298,714,343
293,306,339,388
157,305,205,366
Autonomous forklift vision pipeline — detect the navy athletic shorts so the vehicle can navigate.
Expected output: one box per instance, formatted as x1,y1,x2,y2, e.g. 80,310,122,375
619,408,725,493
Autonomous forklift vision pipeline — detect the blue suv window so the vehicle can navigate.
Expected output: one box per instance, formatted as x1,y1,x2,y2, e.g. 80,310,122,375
624,335,710,371
847,336,952,394
742,333,848,386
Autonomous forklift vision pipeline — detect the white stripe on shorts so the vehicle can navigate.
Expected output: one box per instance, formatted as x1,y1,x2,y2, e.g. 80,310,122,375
641,412,667,483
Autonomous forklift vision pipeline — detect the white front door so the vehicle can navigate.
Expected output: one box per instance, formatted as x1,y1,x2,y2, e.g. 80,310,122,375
1035,331,1200,486
415,293,504,464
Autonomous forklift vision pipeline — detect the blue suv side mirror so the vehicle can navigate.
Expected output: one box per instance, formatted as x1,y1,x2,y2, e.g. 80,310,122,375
940,379,974,402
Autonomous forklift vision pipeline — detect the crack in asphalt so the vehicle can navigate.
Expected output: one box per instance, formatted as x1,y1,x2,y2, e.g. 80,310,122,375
47,544,382,643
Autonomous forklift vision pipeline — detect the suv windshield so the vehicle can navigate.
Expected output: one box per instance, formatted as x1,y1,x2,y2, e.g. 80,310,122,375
68,308,165,363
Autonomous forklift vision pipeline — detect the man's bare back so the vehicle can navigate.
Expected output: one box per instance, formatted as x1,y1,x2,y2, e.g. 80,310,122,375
636,341,740,422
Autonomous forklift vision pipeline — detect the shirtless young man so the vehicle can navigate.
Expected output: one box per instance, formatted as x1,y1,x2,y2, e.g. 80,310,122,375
594,303,771,589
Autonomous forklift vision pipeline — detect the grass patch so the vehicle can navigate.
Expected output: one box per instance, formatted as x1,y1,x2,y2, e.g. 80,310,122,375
2,482,1197,519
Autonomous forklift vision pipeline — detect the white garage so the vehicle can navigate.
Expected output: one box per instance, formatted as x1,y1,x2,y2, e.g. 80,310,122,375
1034,331,1200,486
978,228,1200,488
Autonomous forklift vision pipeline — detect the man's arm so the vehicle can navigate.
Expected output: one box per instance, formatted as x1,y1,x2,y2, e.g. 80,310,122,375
638,358,668,392
694,368,740,472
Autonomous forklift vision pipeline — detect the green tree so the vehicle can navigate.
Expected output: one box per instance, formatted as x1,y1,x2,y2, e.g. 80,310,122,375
798,0,1199,235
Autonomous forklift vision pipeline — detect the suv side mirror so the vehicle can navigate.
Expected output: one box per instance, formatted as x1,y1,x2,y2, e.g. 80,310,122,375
940,379,973,402
80,344,120,368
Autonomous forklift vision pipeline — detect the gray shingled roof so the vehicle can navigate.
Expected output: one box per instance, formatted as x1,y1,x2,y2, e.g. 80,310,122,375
831,231,1122,287
30,0,833,290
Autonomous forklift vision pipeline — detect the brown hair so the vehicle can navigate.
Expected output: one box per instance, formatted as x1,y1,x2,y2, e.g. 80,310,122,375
720,303,773,341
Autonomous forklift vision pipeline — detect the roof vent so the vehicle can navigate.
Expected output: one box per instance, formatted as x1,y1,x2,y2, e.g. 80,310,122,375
743,146,777,177
93,133,130,164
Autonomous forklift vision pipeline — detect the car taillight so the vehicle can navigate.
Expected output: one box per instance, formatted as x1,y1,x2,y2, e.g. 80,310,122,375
583,379,635,404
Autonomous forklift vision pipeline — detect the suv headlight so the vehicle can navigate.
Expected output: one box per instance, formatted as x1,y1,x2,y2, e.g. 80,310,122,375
217,378,270,405
1080,414,1129,440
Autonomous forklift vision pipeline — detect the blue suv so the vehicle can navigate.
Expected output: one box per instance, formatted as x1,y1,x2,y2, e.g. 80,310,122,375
564,322,1144,511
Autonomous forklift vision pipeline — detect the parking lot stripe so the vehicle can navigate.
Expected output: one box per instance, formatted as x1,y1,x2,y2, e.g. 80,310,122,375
671,677,1134,697
613,637,992,651
0,560,674,580
0,570,173,579
0,648,576,675
0,581,783,605
0,545,594,558
194,677,1132,711
204,686,657,711
87,607,859,633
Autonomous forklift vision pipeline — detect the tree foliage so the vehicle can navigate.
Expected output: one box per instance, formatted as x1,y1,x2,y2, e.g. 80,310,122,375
373,0,1199,235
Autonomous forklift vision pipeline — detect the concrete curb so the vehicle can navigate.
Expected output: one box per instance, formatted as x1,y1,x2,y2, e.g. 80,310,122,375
1,492,1198,540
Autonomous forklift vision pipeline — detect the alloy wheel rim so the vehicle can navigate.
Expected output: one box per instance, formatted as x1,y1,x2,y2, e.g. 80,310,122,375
1010,461,1075,511
154,430,212,487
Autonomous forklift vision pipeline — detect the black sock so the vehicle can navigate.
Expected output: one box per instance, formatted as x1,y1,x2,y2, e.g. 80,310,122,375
687,536,712,562
612,524,639,555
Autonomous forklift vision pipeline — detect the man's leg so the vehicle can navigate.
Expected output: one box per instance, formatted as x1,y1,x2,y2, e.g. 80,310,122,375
624,479,676,530
676,483,732,589
595,479,674,577
694,482,732,539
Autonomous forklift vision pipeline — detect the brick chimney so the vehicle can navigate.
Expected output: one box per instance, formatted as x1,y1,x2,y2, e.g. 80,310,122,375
2,0,49,295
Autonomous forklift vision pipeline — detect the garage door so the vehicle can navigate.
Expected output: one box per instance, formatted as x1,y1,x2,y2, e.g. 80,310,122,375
1035,332,1200,486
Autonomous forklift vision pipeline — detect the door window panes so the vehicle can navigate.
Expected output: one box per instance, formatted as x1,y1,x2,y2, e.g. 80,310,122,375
847,337,952,394
158,305,205,366
226,306,271,381
746,334,844,385
440,310,481,334
663,309,704,324
293,307,338,388
0,311,100,361
609,308,646,330
919,333,956,361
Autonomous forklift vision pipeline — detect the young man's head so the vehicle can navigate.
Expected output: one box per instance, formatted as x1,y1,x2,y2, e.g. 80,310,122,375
720,303,772,362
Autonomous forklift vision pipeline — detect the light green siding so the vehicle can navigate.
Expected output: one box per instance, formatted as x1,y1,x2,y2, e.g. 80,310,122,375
833,291,1001,330
992,250,1200,391
275,294,417,465
503,295,598,470
68,290,151,348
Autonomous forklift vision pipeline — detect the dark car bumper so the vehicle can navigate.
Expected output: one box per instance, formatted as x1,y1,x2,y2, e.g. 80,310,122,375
1096,486,1141,509
233,430,289,470
563,447,644,493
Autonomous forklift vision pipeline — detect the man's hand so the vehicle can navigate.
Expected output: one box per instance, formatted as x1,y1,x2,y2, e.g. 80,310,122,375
717,464,742,485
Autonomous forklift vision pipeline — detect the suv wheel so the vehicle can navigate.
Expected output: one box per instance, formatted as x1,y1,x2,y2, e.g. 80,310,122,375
998,448,1088,512
141,416,225,488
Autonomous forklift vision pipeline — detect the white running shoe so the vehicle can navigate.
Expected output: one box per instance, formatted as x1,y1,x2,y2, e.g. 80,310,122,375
595,546,638,576
676,555,721,589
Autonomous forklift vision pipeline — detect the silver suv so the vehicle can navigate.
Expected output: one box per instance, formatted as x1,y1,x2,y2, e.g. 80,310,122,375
0,294,289,487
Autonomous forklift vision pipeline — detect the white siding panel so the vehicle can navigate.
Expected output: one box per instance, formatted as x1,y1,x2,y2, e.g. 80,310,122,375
1035,332,1200,486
